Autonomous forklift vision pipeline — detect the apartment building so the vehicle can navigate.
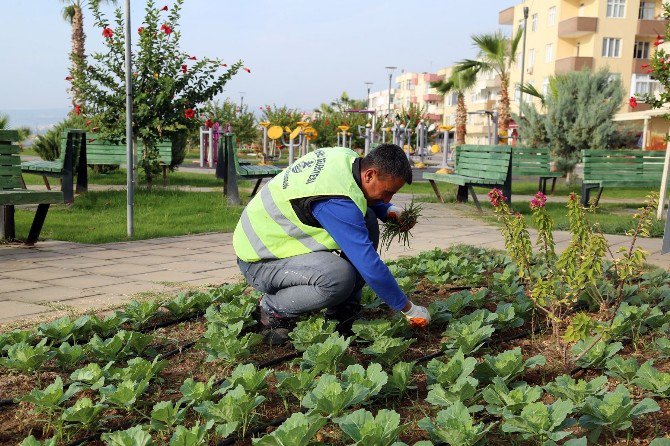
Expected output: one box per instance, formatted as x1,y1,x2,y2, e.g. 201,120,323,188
499,0,668,148
368,89,396,120
393,71,444,123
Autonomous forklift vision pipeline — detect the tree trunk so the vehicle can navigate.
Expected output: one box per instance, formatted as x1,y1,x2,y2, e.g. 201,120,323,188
456,93,467,146
70,5,86,108
499,76,511,143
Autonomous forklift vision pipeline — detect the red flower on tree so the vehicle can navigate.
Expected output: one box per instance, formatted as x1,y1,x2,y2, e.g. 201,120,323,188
102,27,113,39
160,24,173,34
184,108,196,119
188,55,197,60
138,27,145,34
74,105,82,115
243,67,251,73
654,35,664,46
65,76,73,81
629,96,638,108
221,63,227,67
160,5,168,11
181,64,187,73
205,119,214,128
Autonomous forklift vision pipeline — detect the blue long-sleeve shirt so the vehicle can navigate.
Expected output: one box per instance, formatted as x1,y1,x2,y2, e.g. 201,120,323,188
311,198,408,311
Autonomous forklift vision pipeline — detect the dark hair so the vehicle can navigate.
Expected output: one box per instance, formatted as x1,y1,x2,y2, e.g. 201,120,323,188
361,144,413,184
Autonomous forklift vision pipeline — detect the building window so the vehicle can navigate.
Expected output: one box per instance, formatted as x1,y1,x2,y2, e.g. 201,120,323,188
633,74,661,95
548,6,557,25
542,77,550,95
634,41,651,58
639,1,655,19
528,48,535,67
514,83,521,102
606,0,626,18
531,13,538,31
602,38,622,57
545,44,554,63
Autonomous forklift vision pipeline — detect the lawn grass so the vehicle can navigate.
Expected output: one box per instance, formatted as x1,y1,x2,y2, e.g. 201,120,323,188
13,189,245,244
21,168,250,189
401,178,659,200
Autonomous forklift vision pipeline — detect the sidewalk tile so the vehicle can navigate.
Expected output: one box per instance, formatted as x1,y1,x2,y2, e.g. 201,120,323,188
0,301,49,321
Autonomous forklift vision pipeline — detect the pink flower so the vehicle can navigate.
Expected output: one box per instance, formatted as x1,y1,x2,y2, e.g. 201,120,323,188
102,27,113,38
529,191,547,210
488,188,506,208
629,96,638,108
243,67,251,73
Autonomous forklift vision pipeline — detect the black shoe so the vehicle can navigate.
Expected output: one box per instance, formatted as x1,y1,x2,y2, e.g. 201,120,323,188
326,303,362,337
260,307,295,346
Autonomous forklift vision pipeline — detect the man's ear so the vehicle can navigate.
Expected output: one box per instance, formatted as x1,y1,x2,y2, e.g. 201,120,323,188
362,167,376,183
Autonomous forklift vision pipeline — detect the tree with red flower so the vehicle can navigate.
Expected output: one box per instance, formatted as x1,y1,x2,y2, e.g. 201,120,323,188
73,0,244,185
160,5,169,11
102,27,113,38
138,27,145,34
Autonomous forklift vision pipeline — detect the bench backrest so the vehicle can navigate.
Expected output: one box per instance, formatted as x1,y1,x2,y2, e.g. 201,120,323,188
0,130,23,191
582,149,665,183
455,145,513,182
85,138,172,165
58,130,86,171
512,146,552,175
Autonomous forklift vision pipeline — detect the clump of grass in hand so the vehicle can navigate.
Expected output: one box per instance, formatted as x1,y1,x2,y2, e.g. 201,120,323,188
380,199,423,251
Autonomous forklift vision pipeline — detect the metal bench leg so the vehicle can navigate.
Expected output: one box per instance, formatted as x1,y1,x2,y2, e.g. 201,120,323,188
550,177,557,194
538,177,545,194
26,204,49,246
428,179,445,204
580,183,590,206
456,185,469,203
593,187,604,207
251,179,263,197
2,205,16,241
468,185,482,212
43,176,51,190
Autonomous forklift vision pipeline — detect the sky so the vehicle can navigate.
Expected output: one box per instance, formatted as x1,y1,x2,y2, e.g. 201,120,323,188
0,0,516,116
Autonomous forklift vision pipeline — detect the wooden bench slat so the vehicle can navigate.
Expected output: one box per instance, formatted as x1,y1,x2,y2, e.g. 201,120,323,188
0,190,62,205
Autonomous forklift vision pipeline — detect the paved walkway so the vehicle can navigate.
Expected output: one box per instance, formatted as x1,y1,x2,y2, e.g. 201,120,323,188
1,200,668,327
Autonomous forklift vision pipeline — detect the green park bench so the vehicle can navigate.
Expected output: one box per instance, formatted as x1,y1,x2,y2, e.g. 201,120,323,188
20,130,88,203
512,147,562,194
581,149,665,206
423,144,513,211
216,132,282,205
0,130,62,245
86,138,173,185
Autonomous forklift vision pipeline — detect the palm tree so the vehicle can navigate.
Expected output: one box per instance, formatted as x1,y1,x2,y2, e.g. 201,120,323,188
61,0,115,107
456,29,524,140
431,68,478,146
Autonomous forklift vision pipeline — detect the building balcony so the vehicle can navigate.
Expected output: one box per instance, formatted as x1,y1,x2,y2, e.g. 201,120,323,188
423,73,442,83
410,97,418,104
485,100,498,111
499,6,514,25
485,77,502,89
632,58,651,74
423,94,442,102
558,17,598,38
555,56,594,73
424,113,442,122
637,19,668,37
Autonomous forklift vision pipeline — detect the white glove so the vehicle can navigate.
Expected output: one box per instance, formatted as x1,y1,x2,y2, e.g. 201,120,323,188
402,301,431,327
387,205,403,220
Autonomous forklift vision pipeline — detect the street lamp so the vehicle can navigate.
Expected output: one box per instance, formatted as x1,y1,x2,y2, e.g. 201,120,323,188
364,82,373,109
518,7,530,122
239,91,246,110
384,66,396,123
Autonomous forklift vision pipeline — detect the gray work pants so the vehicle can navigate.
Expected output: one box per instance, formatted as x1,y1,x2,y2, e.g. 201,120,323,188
237,208,379,318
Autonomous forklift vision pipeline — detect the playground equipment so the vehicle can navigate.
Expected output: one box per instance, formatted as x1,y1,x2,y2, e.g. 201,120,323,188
381,127,391,144
264,125,284,162
344,109,377,145
281,125,305,165
337,125,352,149
414,120,429,163
437,125,454,168
357,123,373,155
199,124,220,167
259,121,270,157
